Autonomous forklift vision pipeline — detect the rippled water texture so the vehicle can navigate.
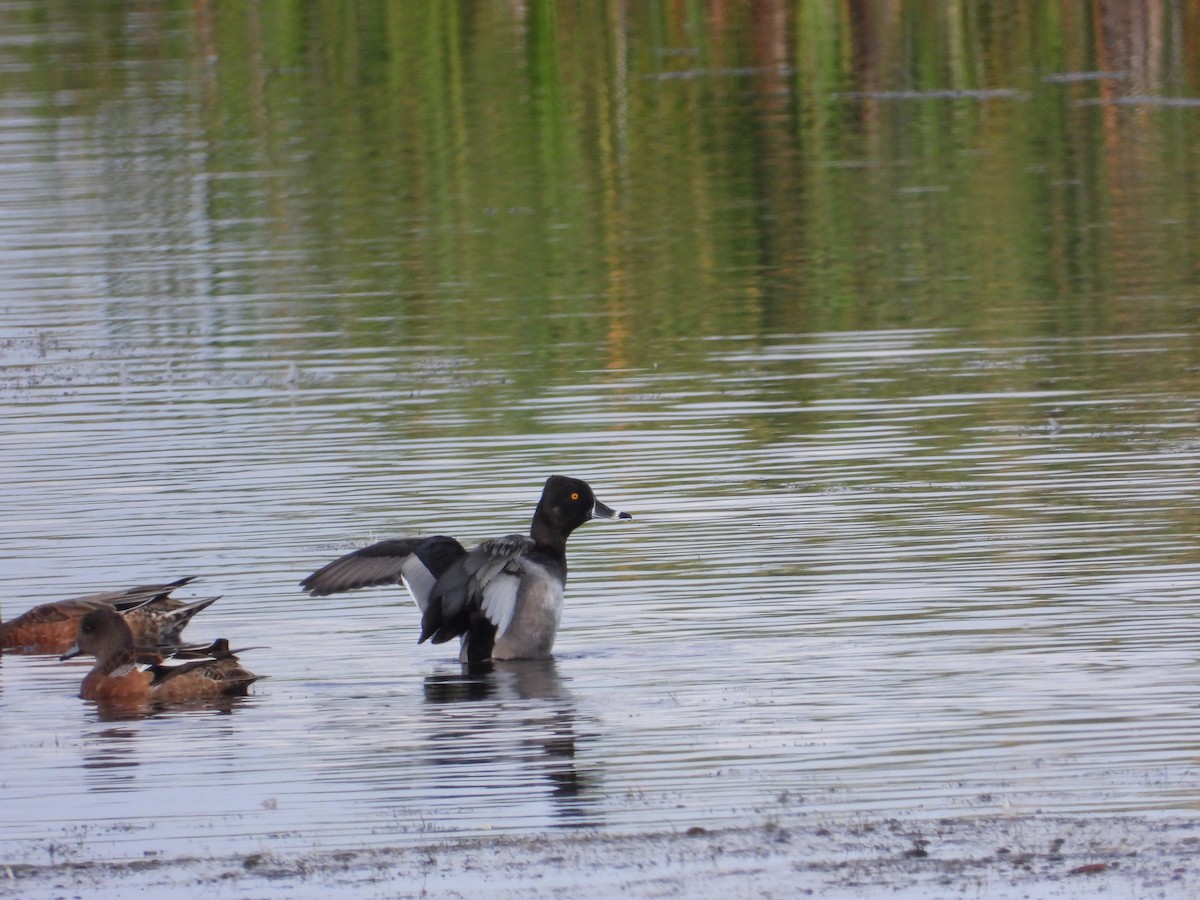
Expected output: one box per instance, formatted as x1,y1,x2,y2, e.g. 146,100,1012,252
3,1,1200,870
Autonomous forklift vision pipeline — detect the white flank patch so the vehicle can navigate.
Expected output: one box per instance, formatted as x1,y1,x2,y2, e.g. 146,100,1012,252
400,556,436,611
158,655,214,668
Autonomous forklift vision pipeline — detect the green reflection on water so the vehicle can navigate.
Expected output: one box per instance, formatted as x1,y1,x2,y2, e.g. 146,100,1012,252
5,1,1200,374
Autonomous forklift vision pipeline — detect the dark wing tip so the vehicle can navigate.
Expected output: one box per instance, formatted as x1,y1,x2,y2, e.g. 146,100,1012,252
298,572,329,595
299,538,437,597
299,565,399,596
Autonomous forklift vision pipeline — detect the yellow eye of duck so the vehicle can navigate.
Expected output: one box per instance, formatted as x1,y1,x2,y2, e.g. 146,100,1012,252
570,492,580,501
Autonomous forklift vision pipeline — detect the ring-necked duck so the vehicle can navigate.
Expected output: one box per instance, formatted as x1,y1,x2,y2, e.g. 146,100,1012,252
300,475,632,663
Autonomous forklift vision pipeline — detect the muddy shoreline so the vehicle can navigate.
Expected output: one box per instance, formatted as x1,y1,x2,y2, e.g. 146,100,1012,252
4,814,1197,898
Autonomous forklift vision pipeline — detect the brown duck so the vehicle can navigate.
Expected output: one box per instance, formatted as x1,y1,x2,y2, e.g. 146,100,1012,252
2,577,216,654
60,608,259,703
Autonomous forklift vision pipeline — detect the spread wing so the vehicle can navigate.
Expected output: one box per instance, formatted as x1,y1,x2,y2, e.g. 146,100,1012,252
420,535,533,658
299,536,466,612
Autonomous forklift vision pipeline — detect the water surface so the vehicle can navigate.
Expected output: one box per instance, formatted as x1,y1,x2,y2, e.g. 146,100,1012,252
2,0,1200,870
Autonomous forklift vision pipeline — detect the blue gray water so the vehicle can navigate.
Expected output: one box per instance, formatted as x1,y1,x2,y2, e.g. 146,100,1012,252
4,317,1199,864
3,0,1200,870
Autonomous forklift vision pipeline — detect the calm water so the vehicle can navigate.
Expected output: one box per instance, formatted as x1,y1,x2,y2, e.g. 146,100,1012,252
3,0,1200,870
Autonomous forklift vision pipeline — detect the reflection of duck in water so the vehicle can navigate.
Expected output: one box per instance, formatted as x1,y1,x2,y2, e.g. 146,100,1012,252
423,657,569,703
301,476,631,664
423,659,599,826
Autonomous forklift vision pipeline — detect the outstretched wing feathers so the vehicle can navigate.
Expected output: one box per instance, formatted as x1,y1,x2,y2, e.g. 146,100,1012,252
420,535,534,648
299,537,463,598
302,532,533,657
